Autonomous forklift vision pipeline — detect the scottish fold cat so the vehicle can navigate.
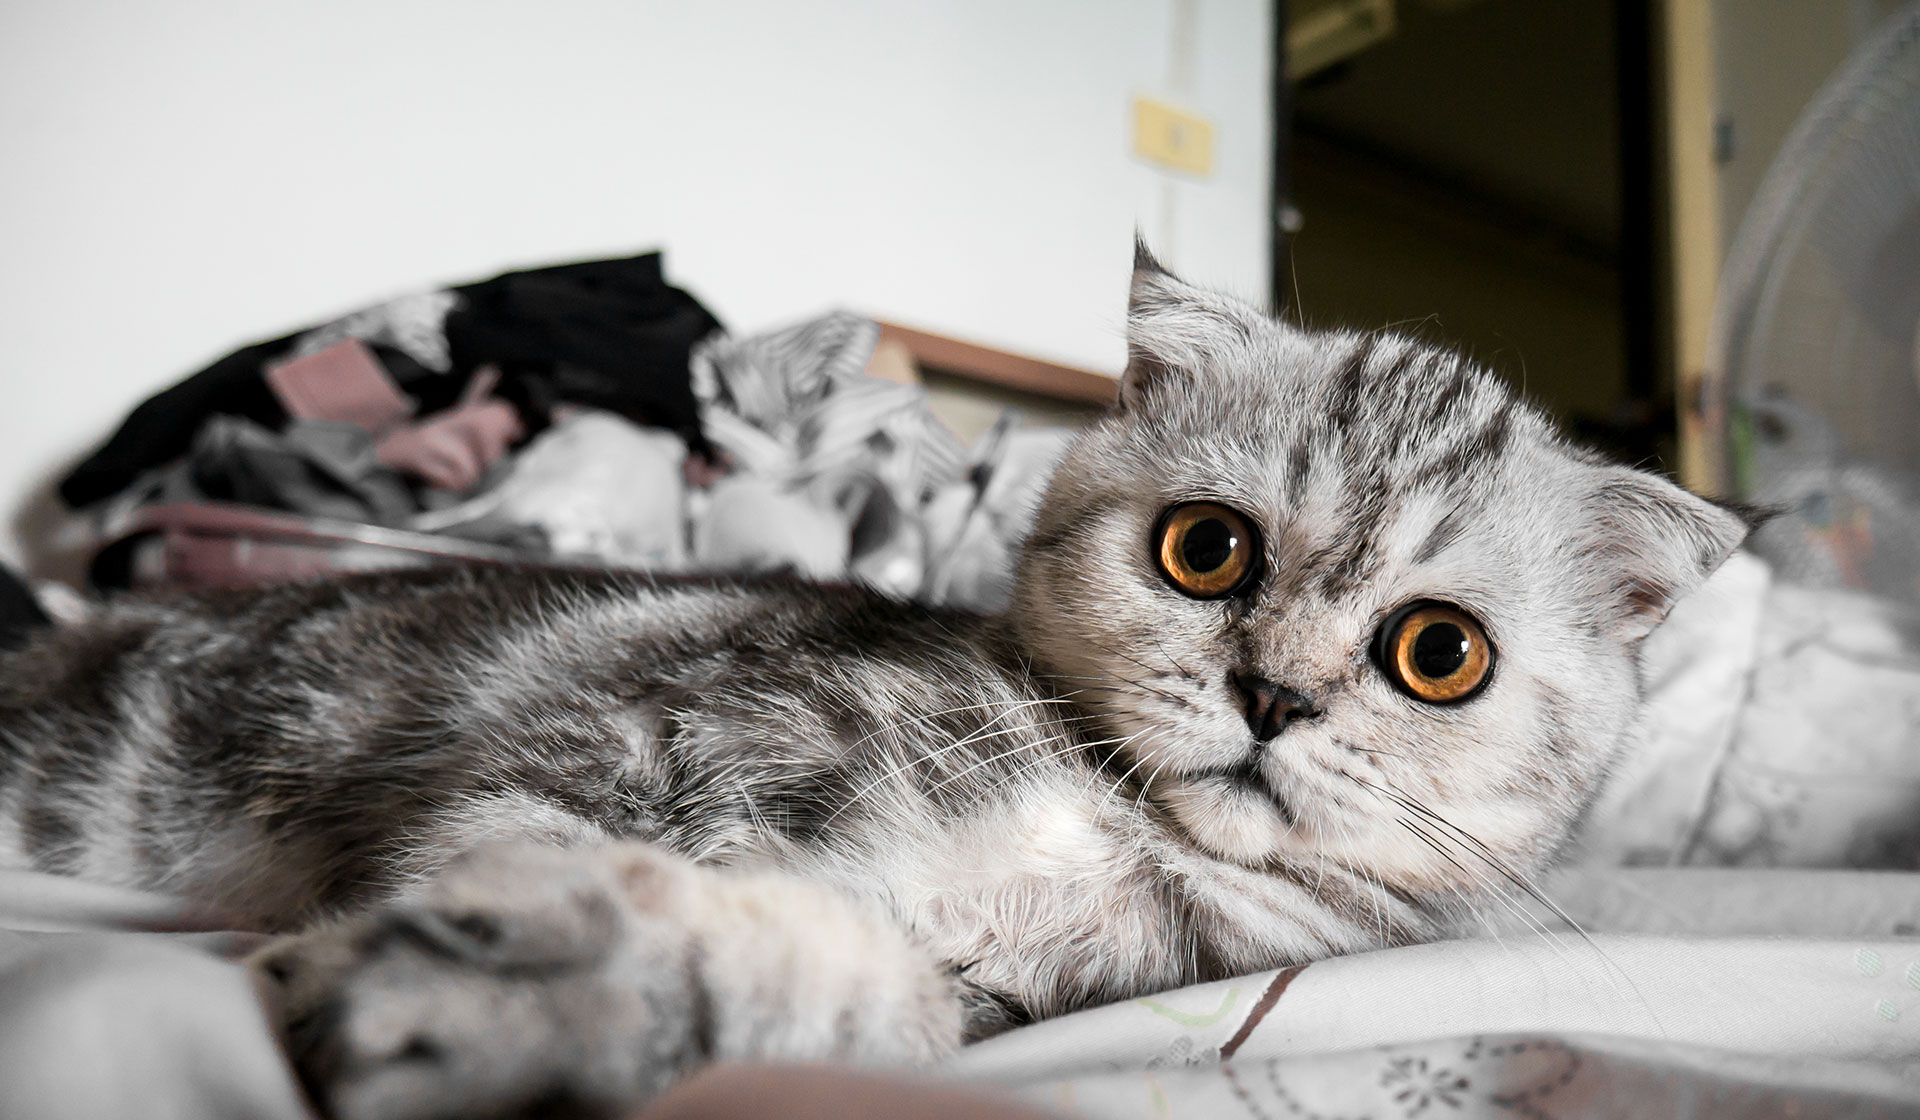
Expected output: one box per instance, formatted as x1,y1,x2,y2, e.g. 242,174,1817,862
0,247,1744,1120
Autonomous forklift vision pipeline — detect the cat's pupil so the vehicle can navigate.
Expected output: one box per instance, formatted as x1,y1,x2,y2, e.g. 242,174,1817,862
1181,519,1236,573
1411,623,1469,679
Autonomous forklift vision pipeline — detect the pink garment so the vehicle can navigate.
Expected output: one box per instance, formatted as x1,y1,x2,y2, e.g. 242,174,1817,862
264,339,414,435
265,339,522,495
374,368,524,493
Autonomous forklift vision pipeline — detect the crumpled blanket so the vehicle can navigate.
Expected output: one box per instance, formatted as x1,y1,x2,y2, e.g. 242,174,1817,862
415,311,1074,610
692,311,968,594
689,311,1072,606
6,867,1918,1119
1586,549,1920,869
949,866,1920,1117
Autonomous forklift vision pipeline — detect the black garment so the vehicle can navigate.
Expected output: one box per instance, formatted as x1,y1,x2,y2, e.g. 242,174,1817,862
445,252,720,453
59,335,297,507
59,251,719,508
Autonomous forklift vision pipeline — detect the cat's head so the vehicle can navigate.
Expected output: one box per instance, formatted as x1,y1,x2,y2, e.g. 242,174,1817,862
1012,246,1745,903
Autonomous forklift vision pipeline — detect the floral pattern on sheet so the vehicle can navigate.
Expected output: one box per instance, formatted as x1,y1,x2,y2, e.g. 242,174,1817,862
1034,1035,1912,1120
1230,1039,1580,1120
951,923,1920,1119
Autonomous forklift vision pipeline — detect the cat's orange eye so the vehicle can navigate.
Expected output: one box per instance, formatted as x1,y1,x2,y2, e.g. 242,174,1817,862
1155,502,1260,599
1376,602,1493,703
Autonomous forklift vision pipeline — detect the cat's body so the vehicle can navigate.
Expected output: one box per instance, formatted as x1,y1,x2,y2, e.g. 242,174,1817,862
0,567,1400,1025
0,251,1745,1120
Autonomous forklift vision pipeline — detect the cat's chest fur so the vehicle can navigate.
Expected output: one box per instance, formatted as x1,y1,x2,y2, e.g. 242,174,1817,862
793,769,1184,1019
712,701,1408,1023
779,755,1405,1023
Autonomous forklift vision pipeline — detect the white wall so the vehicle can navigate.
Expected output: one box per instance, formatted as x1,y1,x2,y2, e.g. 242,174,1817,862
0,0,1272,573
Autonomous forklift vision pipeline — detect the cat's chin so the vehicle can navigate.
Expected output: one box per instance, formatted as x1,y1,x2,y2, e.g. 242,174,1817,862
1155,776,1303,865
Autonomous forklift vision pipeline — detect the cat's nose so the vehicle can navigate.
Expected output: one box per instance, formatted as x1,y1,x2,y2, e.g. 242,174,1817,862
1230,673,1320,742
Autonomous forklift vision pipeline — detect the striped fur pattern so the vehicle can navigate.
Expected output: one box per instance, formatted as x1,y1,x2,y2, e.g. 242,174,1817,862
0,250,1745,1120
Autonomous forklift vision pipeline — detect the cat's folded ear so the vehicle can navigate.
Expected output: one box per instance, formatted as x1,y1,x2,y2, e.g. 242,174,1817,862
1576,464,1750,642
1121,238,1272,410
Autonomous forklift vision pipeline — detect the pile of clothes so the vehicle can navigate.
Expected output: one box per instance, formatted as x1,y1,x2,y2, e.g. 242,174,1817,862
64,252,1074,611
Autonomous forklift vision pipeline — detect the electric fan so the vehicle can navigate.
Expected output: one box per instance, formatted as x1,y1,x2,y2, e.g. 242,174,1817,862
1711,3,1920,601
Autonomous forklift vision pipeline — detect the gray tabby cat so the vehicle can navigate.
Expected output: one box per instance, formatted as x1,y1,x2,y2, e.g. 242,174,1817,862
0,248,1745,1120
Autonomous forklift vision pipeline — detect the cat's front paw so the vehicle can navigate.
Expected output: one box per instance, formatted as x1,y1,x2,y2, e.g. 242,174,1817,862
254,843,960,1120
255,843,702,1120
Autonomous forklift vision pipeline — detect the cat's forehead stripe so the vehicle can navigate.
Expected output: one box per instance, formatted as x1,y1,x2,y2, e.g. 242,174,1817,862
1411,399,1518,491
1242,332,1531,598
1422,359,1474,431
1312,333,1380,433
1412,502,1471,565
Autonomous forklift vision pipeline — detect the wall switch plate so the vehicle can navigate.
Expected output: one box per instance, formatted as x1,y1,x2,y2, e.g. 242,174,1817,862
1133,97,1214,176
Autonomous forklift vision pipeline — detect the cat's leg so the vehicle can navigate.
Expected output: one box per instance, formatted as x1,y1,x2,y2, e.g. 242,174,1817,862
252,841,962,1120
